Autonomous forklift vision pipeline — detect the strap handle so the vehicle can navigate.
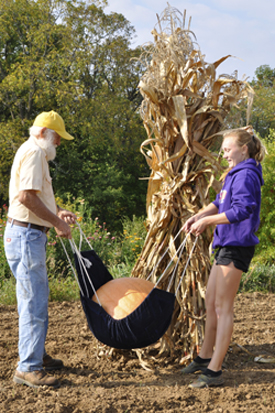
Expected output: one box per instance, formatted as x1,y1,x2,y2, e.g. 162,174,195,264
59,235,102,306
154,233,188,288
146,225,185,283
175,236,198,296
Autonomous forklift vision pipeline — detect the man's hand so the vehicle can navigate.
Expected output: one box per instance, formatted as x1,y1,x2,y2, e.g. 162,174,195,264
18,190,75,239
57,208,77,225
55,208,77,239
54,219,72,239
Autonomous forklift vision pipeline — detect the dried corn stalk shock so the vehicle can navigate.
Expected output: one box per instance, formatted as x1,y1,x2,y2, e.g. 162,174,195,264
131,5,254,364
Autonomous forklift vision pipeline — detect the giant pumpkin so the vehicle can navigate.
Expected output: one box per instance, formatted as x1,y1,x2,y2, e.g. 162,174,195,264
92,278,155,320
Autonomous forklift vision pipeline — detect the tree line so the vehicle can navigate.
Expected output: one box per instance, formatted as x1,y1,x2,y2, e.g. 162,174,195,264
0,0,274,232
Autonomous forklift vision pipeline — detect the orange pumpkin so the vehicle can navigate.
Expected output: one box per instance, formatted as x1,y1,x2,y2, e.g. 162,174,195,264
92,278,155,320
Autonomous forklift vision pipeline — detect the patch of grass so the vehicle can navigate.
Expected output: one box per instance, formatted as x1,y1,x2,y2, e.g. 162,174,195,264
108,260,134,279
0,276,79,305
48,276,79,302
240,264,275,293
0,278,16,305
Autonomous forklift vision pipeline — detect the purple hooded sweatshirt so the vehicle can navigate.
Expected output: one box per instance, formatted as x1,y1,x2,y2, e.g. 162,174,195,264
212,158,264,249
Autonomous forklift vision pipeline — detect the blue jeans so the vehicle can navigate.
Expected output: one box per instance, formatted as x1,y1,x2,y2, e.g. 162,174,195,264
4,221,49,372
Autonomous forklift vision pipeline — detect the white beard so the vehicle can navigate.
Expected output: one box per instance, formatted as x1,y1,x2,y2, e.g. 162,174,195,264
32,133,57,161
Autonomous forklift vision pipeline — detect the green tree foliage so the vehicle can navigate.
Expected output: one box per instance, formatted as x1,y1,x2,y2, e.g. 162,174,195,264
225,65,275,138
0,0,149,228
254,129,275,264
249,65,275,137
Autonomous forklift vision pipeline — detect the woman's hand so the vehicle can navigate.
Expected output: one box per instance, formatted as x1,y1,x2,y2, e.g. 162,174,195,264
189,218,208,236
183,216,197,233
183,204,220,235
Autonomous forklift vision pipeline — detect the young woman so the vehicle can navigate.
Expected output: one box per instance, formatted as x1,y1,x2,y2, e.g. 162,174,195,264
181,128,266,388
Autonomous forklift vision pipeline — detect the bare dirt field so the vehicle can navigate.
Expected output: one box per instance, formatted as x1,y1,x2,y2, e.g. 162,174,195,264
1,292,275,413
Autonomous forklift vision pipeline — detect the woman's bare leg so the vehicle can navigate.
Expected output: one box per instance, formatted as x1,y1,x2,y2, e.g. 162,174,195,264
207,262,243,371
198,261,219,359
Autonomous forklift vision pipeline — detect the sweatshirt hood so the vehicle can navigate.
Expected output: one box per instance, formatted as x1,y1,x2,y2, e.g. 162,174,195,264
227,158,264,186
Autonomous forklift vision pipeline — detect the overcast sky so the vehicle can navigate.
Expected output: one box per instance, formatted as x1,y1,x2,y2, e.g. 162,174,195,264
105,0,275,81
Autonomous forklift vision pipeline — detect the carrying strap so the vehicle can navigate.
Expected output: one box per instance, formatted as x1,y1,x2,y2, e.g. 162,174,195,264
175,236,198,296
59,230,102,306
151,233,198,295
71,238,102,306
59,237,84,296
146,225,184,283
153,233,188,288
75,221,93,251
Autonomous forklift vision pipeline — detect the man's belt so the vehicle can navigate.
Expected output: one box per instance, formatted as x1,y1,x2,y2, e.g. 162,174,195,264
8,218,50,233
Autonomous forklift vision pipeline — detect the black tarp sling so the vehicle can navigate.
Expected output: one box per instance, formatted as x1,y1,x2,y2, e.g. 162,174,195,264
74,249,176,350
61,226,197,350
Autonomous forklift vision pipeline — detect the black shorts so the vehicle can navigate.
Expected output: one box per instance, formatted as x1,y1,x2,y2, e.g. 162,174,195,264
214,246,255,273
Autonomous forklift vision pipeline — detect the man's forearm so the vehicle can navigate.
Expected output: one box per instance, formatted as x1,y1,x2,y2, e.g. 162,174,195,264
18,190,61,227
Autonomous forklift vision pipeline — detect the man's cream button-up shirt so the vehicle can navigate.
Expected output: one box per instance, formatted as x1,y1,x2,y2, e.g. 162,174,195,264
8,135,56,228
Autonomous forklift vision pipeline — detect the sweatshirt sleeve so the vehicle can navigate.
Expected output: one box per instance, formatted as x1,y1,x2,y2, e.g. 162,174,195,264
225,170,258,224
212,192,220,209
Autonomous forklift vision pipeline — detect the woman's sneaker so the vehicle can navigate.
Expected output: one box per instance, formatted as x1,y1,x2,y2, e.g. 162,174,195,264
181,360,209,374
189,373,224,388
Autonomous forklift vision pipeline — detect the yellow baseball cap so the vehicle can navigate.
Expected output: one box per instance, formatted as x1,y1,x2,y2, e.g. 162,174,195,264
33,110,74,140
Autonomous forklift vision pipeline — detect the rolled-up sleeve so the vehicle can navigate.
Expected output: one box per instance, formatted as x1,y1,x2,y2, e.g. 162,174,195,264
19,150,44,192
225,173,257,224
